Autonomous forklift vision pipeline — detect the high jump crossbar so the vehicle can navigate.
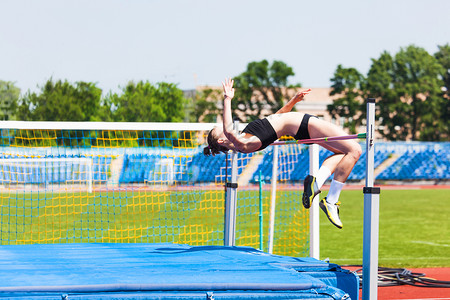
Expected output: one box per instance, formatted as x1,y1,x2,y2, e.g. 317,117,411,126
270,132,367,146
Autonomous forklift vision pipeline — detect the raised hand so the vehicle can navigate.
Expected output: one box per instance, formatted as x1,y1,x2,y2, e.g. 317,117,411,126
222,78,235,99
293,88,311,102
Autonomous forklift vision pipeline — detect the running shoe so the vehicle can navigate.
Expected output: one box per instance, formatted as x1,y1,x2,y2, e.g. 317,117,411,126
319,198,343,229
302,175,321,209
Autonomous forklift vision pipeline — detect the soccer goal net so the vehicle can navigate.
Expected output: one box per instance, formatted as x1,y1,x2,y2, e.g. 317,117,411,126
0,121,311,257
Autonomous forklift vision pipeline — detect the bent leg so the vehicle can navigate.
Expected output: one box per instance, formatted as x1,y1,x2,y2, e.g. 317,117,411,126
323,140,362,182
309,119,362,182
306,119,361,228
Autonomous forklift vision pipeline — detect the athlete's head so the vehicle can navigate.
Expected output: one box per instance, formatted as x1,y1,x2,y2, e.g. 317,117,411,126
203,127,229,156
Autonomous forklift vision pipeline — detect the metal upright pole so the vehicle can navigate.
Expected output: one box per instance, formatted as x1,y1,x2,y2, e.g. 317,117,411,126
224,120,239,246
362,98,381,300
309,144,320,259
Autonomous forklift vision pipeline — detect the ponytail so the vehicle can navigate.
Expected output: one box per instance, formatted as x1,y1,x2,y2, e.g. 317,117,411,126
203,146,212,156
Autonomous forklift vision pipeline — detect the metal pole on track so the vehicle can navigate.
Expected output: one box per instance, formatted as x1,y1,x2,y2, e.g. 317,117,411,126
362,98,381,300
224,120,239,247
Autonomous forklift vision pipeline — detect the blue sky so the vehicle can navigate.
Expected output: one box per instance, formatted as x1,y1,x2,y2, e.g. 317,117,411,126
1,0,449,94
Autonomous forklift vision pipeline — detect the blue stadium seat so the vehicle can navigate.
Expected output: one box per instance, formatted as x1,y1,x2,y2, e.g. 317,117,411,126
377,147,449,180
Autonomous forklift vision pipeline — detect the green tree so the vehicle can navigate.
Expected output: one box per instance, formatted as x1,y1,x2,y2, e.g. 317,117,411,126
108,81,186,122
434,44,450,98
0,81,20,120
105,81,189,147
328,45,447,141
328,65,366,133
186,88,220,123
367,46,445,141
365,51,406,140
232,60,300,122
17,79,102,121
434,44,450,139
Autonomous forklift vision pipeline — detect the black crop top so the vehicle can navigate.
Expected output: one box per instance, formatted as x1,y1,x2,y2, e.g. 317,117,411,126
242,118,278,151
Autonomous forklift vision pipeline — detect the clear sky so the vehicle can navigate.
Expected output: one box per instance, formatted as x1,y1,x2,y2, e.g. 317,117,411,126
1,0,449,94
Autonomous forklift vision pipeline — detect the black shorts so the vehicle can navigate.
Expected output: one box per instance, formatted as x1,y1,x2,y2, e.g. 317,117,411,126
293,114,316,143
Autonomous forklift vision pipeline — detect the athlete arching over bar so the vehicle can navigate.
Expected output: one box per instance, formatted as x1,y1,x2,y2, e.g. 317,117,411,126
204,78,362,229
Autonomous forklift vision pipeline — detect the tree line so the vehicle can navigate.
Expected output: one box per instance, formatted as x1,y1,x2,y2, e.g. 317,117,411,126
1,44,448,142
1,80,190,123
328,44,449,142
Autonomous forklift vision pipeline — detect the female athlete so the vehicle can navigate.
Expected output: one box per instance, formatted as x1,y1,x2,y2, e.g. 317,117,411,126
204,78,362,228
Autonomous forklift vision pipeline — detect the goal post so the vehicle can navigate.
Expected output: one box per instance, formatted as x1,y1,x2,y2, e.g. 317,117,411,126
0,157,94,193
308,144,320,259
265,143,318,257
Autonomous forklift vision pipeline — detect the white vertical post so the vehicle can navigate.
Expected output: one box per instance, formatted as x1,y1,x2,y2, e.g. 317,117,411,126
87,158,93,193
362,98,381,300
224,121,239,246
309,144,320,259
267,145,278,254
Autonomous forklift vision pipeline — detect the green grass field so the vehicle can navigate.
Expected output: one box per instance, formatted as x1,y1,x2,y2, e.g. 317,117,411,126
319,188,450,268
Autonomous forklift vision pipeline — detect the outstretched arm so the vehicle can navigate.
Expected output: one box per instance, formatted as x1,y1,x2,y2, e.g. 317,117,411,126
222,78,236,140
221,78,260,152
275,89,311,114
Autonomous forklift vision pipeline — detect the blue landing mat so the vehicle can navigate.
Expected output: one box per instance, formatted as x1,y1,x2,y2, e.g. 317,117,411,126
0,243,358,299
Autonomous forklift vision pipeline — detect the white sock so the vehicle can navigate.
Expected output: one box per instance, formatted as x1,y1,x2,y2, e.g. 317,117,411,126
315,166,332,189
326,179,345,205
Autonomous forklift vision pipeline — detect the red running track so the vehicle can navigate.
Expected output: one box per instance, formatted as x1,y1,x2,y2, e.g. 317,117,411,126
343,267,450,300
